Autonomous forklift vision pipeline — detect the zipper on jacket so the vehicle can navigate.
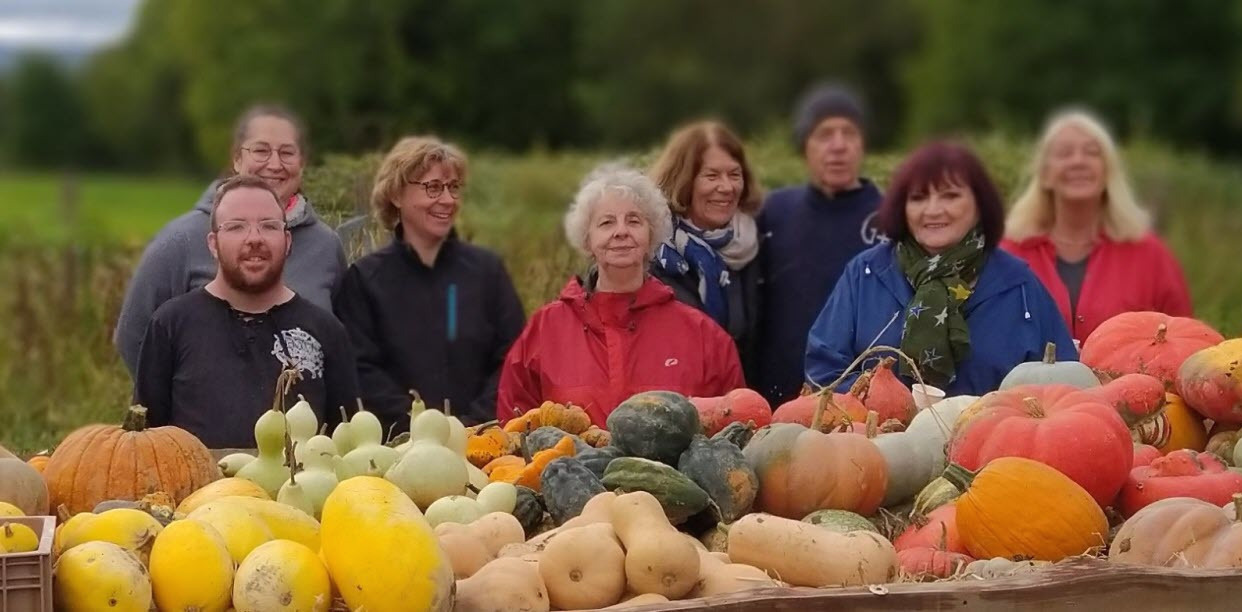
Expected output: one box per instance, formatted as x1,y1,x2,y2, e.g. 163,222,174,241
447,283,458,342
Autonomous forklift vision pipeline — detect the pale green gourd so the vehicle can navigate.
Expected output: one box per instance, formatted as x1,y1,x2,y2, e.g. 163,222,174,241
283,437,340,519
286,394,319,447
475,482,517,515
424,495,485,527
236,408,290,497
385,440,469,509
339,405,400,480
331,406,355,456
237,369,301,497
411,409,451,447
446,415,468,457
466,463,490,499
218,452,256,477
276,469,316,517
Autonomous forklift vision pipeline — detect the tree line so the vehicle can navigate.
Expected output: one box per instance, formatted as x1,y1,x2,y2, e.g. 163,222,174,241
2,0,1240,172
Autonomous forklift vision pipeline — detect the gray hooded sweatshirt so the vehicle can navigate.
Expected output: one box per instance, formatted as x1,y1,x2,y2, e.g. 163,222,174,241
114,181,347,377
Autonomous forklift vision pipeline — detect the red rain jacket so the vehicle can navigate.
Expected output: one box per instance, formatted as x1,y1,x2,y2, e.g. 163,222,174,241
497,276,744,427
1000,232,1192,341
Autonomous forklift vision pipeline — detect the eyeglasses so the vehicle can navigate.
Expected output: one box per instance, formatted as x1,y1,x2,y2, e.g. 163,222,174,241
241,145,301,164
215,220,287,237
405,179,464,199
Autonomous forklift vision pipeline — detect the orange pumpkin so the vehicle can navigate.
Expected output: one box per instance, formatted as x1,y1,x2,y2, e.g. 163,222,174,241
1110,495,1242,568
1156,393,1208,454
42,406,220,514
849,357,917,426
1177,339,1242,424
742,423,887,519
771,392,867,431
466,425,513,468
1080,311,1223,388
946,457,1108,562
26,454,50,474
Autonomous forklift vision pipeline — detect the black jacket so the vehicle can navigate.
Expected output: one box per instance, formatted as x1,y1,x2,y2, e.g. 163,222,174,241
650,258,761,385
134,289,360,449
332,230,526,432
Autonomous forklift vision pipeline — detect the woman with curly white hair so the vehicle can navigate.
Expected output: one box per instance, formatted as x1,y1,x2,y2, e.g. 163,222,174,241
1001,109,1192,341
497,164,745,426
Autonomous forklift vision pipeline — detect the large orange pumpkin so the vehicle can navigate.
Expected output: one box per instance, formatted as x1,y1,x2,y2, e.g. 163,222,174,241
946,457,1108,562
1080,311,1223,388
1110,496,1242,568
43,406,220,514
948,384,1132,507
1177,339,1242,424
742,423,887,519
1156,393,1208,454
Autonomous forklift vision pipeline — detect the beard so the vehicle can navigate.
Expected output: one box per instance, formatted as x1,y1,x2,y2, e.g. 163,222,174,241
218,245,286,294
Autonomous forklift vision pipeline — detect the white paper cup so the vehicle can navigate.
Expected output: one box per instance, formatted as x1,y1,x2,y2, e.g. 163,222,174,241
912,384,946,410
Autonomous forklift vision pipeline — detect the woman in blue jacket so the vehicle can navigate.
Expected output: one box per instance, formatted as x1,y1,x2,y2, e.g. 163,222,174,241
805,141,1075,396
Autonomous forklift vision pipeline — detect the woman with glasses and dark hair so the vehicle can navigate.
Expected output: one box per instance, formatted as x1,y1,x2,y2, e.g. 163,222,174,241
333,136,526,432
115,104,347,378
804,141,1075,396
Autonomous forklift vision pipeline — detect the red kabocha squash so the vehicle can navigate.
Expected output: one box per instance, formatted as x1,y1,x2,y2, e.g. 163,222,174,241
771,391,866,431
1177,339,1242,424
1156,393,1207,454
1118,449,1242,517
1110,495,1242,568
893,503,969,555
1086,374,1167,429
1080,311,1223,388
897,544,974,581
43,406,221,514
948,384,1132,507
849,357,917,426
690,388,772,437
742,423,888,519
1132,444,1163,468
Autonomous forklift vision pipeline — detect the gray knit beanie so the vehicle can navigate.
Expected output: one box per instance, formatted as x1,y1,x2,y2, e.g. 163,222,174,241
792,83,866,151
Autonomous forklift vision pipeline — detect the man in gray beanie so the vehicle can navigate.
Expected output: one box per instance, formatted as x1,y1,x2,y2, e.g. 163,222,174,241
754,82,886,406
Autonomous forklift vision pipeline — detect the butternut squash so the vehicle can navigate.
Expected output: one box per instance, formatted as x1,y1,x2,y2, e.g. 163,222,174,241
438,531,494,579
609,491,700,599
727,513,897,587
455,557,551,612
539,522,626,610
470,512,526,556
526,491,617,547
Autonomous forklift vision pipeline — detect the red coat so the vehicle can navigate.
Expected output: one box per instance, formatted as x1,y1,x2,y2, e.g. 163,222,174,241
497,276,745,427
1000,232,1192,341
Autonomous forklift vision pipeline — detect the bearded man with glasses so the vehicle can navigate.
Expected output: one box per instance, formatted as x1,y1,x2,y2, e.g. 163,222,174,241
133,175,360,448
332,136,525,433
114,105,347,381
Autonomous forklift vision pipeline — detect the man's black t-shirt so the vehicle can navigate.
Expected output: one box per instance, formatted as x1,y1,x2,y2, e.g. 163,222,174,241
134,288,360,448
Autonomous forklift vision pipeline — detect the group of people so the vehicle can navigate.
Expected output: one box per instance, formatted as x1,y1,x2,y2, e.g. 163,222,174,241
116,83,1193,448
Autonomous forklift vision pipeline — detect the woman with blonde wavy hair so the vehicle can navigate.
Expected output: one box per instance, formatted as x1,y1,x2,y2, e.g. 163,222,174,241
333,136,526,432
1001,109,1191,341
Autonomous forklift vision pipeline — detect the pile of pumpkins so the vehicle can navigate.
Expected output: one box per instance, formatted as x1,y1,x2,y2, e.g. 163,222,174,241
6,309,1242,610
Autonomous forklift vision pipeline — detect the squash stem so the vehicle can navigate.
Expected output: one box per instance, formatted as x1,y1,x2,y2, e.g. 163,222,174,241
941,463,976,493
1154,323,1168,344
1042,342,1057,364
865,410,879,438
122,405,149,432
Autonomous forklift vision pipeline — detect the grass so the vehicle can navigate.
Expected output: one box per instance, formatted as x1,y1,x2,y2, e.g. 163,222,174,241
1,131,1239,453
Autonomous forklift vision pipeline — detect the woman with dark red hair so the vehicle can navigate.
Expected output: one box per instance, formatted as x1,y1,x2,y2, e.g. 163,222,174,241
804,142,1074,396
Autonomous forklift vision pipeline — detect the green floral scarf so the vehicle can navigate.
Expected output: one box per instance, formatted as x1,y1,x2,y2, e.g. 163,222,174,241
895,228,987,386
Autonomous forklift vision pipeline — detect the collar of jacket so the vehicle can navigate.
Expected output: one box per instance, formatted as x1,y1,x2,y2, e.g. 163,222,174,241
867,243,1028,308
558,272,674,333
391,224,460,270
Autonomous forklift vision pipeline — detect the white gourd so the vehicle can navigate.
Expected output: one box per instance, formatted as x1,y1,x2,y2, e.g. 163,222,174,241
872,395,978,506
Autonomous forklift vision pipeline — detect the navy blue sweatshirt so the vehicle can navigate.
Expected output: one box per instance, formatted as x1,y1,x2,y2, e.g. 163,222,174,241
755,180,885,406
332,229,526,432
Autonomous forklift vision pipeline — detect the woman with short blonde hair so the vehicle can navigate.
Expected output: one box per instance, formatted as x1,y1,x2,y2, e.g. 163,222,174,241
497,163,744,426
1001,109,1191,341
334,135,525,432
647,120,763,381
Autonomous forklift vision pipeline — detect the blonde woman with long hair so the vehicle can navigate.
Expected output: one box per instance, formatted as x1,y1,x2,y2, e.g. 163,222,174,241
1001,109,1191,341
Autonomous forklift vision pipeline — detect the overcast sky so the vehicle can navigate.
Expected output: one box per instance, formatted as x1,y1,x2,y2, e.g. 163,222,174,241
0,0,140,51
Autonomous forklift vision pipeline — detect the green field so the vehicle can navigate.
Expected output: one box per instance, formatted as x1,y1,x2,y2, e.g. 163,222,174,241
1,134,1240,453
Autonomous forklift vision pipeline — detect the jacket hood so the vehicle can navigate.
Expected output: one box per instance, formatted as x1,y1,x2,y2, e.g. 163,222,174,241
192,179,319,229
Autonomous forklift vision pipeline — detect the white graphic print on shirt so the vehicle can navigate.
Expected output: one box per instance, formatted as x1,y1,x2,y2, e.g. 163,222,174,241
271,328,326,380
